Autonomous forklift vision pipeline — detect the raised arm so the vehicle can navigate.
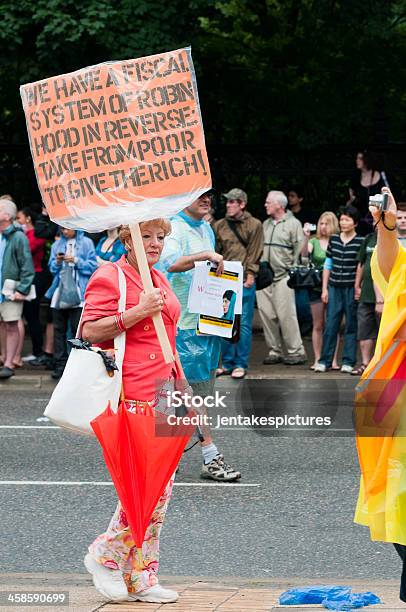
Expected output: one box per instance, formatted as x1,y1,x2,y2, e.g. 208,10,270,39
370,187,399,282
301,224,313,259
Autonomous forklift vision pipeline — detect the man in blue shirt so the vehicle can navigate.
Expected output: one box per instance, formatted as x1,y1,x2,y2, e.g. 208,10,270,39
157,192,241,481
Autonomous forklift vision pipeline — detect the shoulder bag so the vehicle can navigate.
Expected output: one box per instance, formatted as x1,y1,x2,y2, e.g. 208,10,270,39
44,264,127,435
287,263,322,290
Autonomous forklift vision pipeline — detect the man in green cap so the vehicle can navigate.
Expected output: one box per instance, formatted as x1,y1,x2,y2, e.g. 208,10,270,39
213,188,263,379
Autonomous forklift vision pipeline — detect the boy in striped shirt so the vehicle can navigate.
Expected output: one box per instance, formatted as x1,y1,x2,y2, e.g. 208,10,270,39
314,205,364,373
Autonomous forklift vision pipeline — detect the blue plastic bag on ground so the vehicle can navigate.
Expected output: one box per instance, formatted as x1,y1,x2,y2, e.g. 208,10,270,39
323,591,381,610
279,586,350,605
359,593,380,605
279,586,381,610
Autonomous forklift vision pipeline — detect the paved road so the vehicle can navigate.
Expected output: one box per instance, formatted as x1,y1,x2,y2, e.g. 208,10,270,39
0,383,399,583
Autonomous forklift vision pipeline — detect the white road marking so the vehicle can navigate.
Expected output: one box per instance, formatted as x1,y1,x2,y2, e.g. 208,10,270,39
0,426,60,429
0,480,260,487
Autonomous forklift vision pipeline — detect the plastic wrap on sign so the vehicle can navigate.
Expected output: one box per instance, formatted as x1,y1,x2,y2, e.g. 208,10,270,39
20,47,211,232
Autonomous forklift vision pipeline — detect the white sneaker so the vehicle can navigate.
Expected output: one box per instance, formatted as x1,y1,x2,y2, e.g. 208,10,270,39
341,364,353,374
201,453,241,482
84,553,128,601
313,362,327,372
22,354,36,362
128,584,179,603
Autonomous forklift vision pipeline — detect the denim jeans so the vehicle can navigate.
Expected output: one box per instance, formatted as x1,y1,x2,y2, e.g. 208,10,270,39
52,307,82,370
295,287,313,336
221,283,256,370
319,285,358,368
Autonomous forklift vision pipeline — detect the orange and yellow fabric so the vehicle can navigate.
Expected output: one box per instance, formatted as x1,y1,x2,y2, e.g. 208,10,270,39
354,245,406,544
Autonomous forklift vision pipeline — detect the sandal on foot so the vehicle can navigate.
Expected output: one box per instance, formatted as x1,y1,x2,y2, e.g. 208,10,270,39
351,364,367,376
216,368,232,377
231,367,246,379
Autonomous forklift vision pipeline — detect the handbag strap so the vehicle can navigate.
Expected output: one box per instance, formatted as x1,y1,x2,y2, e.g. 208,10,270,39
226,219,248,249
113,264,127,369
75,264,127,371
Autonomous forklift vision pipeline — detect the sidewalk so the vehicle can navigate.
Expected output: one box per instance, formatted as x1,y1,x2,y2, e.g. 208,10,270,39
0,327,356,390
0,574,402,611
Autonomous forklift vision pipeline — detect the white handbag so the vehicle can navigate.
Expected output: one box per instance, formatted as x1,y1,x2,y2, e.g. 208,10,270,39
44,265,126,435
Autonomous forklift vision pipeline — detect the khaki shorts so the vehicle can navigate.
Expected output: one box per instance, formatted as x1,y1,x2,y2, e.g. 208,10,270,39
0,300,24,322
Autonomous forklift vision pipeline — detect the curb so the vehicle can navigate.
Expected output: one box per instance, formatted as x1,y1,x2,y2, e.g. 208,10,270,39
0,374,56,389
0,574,402,611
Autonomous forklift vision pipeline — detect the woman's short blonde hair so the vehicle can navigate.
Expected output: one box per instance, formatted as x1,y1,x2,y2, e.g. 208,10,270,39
317,211,339,239
119,218,171,246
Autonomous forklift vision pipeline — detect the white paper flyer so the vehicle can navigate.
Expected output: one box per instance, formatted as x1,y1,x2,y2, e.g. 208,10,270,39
188,261,243,338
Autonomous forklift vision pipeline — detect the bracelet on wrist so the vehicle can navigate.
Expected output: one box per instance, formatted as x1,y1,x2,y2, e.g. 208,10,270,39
382,211,397,231
382,222,397,231
114,312,126,333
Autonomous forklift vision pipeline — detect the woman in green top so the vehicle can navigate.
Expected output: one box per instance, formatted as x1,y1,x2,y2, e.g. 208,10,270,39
302,212,339,369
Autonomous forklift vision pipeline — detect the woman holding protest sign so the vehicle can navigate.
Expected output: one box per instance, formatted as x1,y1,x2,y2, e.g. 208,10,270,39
82,219,183,604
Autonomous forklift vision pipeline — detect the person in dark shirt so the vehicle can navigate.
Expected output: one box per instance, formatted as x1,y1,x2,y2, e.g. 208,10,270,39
34,204,58,241
352,231,380,376
288,186,318,226
348,150,389,235
314,205,364,373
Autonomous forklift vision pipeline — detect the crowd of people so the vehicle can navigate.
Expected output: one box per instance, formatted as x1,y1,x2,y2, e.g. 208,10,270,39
2,152,406,604
0,150,405,386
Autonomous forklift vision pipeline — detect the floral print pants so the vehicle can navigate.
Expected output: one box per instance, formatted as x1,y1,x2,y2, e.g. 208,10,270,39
88,476,174,593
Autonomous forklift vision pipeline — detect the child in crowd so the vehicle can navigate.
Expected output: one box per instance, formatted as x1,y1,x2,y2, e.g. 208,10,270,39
314,205,364,373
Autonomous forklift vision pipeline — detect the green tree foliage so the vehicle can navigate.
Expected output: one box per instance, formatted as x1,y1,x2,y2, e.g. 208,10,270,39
0,0,208,142
197,0,406,146
1,0,406,148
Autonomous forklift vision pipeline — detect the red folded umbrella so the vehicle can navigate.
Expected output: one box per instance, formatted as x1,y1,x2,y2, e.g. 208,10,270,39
91,400,194,565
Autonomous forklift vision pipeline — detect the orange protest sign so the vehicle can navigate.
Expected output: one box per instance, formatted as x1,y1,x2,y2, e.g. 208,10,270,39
20,47,211,231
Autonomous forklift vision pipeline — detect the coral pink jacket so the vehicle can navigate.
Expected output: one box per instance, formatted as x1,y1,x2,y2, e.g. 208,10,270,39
82,256,180,401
